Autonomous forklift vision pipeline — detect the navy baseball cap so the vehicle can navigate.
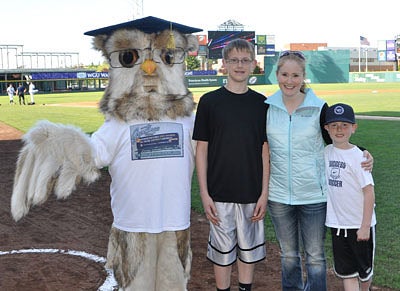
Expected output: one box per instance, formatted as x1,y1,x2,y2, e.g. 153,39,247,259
325,103,356,125
84,16,203,36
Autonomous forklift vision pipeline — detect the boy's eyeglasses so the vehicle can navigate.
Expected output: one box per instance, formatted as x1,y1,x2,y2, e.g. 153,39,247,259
225,58,253,65
279,50,305,60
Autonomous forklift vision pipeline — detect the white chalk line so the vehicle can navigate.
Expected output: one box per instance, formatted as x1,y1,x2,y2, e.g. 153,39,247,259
0,248,118,291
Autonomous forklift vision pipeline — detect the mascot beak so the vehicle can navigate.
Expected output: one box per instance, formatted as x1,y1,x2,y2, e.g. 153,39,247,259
141,59,157,75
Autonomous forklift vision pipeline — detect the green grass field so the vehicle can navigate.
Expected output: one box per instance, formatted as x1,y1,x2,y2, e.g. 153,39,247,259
1,82,399,289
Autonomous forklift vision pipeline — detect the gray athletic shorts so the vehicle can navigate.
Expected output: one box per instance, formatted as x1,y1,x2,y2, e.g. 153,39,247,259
207,202,266,266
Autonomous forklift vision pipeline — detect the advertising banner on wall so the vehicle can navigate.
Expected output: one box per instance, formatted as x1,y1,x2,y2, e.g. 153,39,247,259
378,51,387,61
207,31,255,59
266,35,275,44
256,35,275,56
256,35,266,45
197,35,208,46
386,40,395,50
377,39,396,61
386,40,396,61
386,50,396,61
30,71,109,80
377,40,387,50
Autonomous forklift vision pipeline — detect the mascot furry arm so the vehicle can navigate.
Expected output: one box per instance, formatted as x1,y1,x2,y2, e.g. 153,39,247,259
11,121,100,221
11,16,201,291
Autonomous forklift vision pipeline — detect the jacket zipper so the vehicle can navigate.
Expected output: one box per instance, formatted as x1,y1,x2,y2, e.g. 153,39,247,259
288,114,292,204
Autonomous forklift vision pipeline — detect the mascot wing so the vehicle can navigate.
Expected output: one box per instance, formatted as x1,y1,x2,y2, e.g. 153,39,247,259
11,120,100,221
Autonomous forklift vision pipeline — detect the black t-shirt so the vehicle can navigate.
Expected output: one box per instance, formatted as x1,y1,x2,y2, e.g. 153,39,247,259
193,86,267,203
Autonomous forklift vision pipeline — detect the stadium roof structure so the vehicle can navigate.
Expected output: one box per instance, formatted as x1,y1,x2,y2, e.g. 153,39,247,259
217,19,244,31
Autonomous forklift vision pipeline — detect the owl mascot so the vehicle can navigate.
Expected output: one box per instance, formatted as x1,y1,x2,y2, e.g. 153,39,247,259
11,16,202,291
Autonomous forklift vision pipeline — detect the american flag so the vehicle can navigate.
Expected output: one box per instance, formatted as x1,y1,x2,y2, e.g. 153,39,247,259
360,36,370,46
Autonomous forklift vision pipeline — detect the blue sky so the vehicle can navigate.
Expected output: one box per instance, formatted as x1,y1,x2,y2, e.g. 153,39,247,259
2,0,398,65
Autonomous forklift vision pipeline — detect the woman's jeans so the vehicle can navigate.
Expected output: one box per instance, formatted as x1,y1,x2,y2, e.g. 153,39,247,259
268,201,327,291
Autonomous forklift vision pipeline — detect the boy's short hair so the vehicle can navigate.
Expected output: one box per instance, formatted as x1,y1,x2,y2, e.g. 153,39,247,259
222,39,255,60
325,103,355,125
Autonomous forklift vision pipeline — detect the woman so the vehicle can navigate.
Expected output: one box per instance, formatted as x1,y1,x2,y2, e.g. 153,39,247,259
265,51,373,291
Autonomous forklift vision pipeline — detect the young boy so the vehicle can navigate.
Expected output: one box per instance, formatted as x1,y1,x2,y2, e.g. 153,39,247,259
324,103,376,291
193,39,269,291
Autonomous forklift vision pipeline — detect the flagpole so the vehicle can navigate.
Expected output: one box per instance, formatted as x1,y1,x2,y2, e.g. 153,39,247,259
360,36,371,72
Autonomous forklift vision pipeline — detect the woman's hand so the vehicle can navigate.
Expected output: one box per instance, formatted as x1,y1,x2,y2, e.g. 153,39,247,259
362,150,374,172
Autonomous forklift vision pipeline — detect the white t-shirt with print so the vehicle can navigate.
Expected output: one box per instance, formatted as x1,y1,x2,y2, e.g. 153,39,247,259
90,115,195,233
325,144,376,229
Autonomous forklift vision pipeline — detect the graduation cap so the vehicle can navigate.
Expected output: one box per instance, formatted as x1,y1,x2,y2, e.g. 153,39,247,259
84,16,203,36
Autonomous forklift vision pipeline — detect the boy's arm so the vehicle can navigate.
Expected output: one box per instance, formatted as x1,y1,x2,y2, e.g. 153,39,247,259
252,141,270,221
357,184,375,241
195,141,219,225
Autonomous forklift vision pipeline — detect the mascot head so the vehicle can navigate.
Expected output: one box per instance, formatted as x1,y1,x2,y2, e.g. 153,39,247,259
84,16,202,122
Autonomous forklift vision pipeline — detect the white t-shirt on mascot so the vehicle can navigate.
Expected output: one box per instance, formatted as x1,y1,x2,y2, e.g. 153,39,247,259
91,115,195,233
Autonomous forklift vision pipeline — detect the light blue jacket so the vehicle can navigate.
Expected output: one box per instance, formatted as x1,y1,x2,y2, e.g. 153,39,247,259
265,88,327,205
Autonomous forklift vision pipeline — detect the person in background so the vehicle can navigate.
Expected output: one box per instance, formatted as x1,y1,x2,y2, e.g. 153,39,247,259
324,103,376,291
193,38,270,291
265,51,373,291
16,83,26,105
7,83,15,104
28,82,38,105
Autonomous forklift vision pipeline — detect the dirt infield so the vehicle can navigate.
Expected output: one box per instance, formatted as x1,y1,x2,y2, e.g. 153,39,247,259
0,122,394,291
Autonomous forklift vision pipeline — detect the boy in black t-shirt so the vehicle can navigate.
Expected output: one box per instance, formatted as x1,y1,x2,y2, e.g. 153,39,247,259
193,39,270,291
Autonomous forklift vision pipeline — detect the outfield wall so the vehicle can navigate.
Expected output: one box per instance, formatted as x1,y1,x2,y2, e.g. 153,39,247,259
186,50,399,86
187,50,353,86
1,49,399,93
264,50,351,84
349,71,400,83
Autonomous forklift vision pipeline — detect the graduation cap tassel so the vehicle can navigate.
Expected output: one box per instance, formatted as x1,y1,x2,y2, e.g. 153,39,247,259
167,22,176,49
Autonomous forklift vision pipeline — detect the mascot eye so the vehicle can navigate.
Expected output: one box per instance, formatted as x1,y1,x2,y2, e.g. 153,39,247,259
118,50,139,68
160,49,175,66
154,48,185,66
